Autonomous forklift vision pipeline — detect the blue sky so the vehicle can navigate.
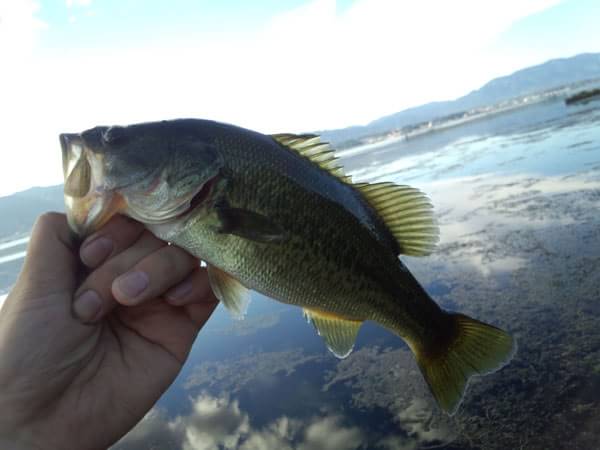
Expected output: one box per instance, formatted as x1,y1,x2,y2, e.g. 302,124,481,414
0,0,599,196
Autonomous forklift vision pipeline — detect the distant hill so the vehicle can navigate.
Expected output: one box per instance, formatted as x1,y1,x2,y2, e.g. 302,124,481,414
0,185,64,239
320,53,600,145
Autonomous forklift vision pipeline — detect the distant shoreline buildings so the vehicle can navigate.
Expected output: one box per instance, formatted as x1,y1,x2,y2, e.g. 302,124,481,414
338,77,600,149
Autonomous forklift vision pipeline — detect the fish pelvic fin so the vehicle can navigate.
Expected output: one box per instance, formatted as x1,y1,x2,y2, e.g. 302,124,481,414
408,312,516,415
207,265,250,319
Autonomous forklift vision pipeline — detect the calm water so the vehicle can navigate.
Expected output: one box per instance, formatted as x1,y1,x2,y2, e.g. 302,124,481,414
114,98,600,450
2,98,600,449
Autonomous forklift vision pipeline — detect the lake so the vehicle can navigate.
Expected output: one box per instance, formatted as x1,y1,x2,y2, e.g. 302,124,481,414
2,97,600,449
114,97,600,449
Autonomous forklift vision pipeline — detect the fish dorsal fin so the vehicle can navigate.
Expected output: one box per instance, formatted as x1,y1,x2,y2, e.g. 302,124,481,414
271,134,352,183
271,134,438,256
303,308,362,359
207,265,250,319
355,182,439,256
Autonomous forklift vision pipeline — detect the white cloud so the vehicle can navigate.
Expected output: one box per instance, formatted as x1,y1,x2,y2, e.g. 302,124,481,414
377,399,454,450
176,394,250,450
298,416,365,450
113,393,365,450
65,0,92,7
0,0,46,60
0,0,568,197
239,417,297,450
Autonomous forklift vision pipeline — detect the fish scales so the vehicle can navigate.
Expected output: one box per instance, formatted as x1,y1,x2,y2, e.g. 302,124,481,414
184,129,431,332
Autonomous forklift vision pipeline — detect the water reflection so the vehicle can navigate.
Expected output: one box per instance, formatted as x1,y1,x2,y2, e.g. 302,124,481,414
113,393,365,450
150,99,600,449
0,237,29,251
411,172,600,276
346,101,600,184
0,251,26,265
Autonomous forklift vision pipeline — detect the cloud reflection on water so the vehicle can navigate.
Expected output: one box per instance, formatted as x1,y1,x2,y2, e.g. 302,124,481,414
113,393,365,450
402,170,600,276
115,102,600,449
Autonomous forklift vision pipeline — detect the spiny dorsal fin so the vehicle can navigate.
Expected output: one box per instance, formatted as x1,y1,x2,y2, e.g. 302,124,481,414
355,182,439,256
303,308,362,359
271,133,352,183
207,265,250,319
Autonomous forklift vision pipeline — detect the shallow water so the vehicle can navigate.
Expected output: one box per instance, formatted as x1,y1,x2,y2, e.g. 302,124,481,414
106,98,600,450
111,98,600,449
1,97,599,449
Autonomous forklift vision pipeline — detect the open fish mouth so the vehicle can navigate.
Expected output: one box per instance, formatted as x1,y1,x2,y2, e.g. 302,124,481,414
61,133,124,237
61,133,217,237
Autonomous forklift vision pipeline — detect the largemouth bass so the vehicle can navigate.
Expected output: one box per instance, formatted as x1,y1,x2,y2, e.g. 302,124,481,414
60,119,515,414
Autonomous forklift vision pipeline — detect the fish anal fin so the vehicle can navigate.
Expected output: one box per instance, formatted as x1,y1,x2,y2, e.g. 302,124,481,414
271,134,352,184
408,312,516,415
303,308,362,359
356,182,439,256
207,265,250,319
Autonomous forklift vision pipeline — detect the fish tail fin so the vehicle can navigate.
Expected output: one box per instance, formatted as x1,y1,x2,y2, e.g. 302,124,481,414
408,312,516,415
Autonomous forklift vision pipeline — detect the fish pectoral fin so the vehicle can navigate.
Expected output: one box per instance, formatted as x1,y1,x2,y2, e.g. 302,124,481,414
303,308,362,359
354,182,439,256
207,265,250,319
216,206,287,243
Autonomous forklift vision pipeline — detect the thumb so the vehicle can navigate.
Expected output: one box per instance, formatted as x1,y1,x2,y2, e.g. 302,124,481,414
14,213,79,301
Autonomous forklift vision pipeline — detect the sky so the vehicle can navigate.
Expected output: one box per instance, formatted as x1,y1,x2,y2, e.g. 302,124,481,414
0,0,599,197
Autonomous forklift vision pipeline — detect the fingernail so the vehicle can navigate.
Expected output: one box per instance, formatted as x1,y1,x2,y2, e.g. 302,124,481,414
74,290,102,322
81,236,113,267
115,271,149,302
166,278,193,303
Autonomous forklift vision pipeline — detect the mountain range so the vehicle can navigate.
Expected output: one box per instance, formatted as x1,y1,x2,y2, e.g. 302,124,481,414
319,52,600,145
1,52,600,235
0,185,64,239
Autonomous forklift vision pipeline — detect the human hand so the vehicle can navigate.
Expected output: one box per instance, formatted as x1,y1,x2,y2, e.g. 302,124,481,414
0,213,218,450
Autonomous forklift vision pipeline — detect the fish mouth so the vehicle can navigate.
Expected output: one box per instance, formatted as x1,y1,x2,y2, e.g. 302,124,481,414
61,133,126,237
66,190,127,238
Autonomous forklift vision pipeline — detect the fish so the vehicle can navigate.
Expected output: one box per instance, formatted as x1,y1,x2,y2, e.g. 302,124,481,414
60,119,516,415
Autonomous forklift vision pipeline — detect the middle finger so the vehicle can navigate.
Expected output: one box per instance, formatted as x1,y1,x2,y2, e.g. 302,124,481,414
112,244,198,306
